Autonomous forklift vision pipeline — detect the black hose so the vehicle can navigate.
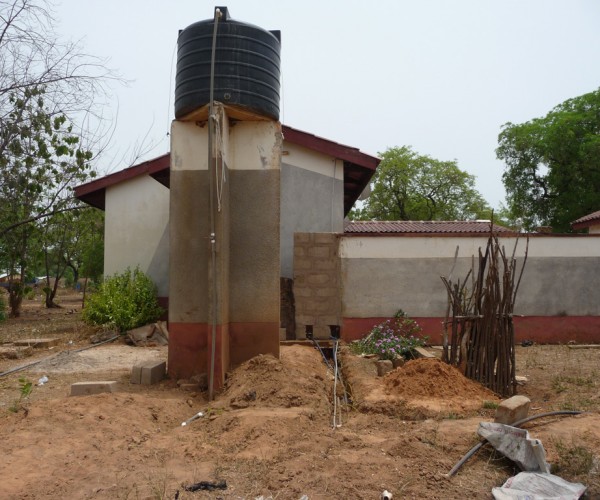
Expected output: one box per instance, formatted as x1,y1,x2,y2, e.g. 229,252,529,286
311,338,332,370
446,410,584,477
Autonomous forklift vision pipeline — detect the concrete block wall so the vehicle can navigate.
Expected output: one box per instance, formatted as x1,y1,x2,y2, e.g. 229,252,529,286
339,233,600,344
293,232,341,339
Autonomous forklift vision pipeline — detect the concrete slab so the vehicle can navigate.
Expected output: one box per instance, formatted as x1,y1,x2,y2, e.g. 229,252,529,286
414,347,436,359
70,381,118,397
141,361,166,385
130,364,143,384
131,360,166,385
495,395,531,425
13,338,60,348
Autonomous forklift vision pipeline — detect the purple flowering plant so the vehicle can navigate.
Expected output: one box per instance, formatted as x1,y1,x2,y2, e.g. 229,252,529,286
350,310,427,361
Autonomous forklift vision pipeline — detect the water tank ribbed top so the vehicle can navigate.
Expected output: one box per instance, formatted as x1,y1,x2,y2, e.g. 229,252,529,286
175,9,281,121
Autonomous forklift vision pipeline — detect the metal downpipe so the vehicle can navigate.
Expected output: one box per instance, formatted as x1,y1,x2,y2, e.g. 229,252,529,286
208,7,222,402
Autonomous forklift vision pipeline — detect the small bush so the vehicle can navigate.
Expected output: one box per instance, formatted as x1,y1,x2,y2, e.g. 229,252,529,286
82,267,163,332
349,310,427,360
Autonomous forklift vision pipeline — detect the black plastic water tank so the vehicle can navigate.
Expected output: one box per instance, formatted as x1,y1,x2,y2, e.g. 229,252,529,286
175,7,281,121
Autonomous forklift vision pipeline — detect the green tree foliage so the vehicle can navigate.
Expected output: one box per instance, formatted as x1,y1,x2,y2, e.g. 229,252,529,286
497,88,600,232
0,87,93,316
351,146,492,221
0,0,112,316
37,207,104,308
82,267,163,332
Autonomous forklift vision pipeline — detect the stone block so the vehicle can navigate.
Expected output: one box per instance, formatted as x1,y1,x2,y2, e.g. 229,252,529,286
294,258,312,270
141,361,166,385
376,360,393,377
314,258,337,270
494,395,531,425
308,246,331,258
279,327,287,341
293,286,312,298
307,274,330,285
296,315,315,326
294,246,306,257
131,361,166,385
70,381,118,397
314,233,336,244
130,364,143,384
315,287,339,298
313,299,336,314
294,233,311,243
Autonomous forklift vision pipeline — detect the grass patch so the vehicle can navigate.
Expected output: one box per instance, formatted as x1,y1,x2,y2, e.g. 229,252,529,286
552,438,595,476
482,400,499,410
551,376,568,393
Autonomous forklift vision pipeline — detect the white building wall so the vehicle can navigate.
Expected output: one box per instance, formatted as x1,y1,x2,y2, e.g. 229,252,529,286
104,175,170,296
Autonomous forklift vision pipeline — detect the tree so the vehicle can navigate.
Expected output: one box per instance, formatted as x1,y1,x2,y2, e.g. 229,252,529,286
38,207,104,308
0,0,111,234
351,146,492,221
0,0,112,315
497,88,600,232
0,88,93,315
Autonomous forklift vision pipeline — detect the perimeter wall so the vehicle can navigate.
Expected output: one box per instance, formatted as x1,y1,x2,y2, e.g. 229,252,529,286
295,233,600,344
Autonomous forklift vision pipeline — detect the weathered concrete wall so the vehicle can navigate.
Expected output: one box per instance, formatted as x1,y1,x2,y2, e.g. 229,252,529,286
280,150,344,278
168,120,211,379
227,120,281,367
104,176,170,297
168,115,281,383
339,234,600,343
294,232,341,339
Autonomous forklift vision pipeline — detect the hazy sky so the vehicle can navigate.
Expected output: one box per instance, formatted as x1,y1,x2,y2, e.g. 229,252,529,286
54,0,600,209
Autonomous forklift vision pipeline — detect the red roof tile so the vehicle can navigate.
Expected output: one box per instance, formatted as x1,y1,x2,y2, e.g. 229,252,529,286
344,220,514,234
571,210,600,230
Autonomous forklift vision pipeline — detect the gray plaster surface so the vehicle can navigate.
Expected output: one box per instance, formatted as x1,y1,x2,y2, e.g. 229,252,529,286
341,256,600,318
280,163,343,278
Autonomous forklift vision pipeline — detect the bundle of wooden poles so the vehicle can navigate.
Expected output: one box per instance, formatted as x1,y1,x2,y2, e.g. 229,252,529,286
440,228,528,397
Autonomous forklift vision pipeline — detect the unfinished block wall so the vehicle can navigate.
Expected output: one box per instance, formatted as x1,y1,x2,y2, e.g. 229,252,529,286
293,232,341,339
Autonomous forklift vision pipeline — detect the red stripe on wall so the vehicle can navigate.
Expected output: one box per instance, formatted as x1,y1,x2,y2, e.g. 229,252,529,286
342,316,600,345
168,322,279,390
168,322,208,380
229,322,280,368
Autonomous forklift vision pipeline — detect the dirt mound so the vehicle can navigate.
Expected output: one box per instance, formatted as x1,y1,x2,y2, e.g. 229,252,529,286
217,345,330,413
384,358,498,400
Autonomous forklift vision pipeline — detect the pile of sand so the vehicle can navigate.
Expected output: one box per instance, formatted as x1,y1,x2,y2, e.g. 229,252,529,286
384,358,498,401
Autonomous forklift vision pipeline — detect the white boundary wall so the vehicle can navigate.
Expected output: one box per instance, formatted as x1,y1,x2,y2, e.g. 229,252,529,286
340,235,600,318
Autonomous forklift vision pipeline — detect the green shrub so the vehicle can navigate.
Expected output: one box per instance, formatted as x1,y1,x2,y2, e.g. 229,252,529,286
349,310,427,361
82,267,163,332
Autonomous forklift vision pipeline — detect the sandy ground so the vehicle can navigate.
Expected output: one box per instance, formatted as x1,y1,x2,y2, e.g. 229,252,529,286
1,291,599,499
